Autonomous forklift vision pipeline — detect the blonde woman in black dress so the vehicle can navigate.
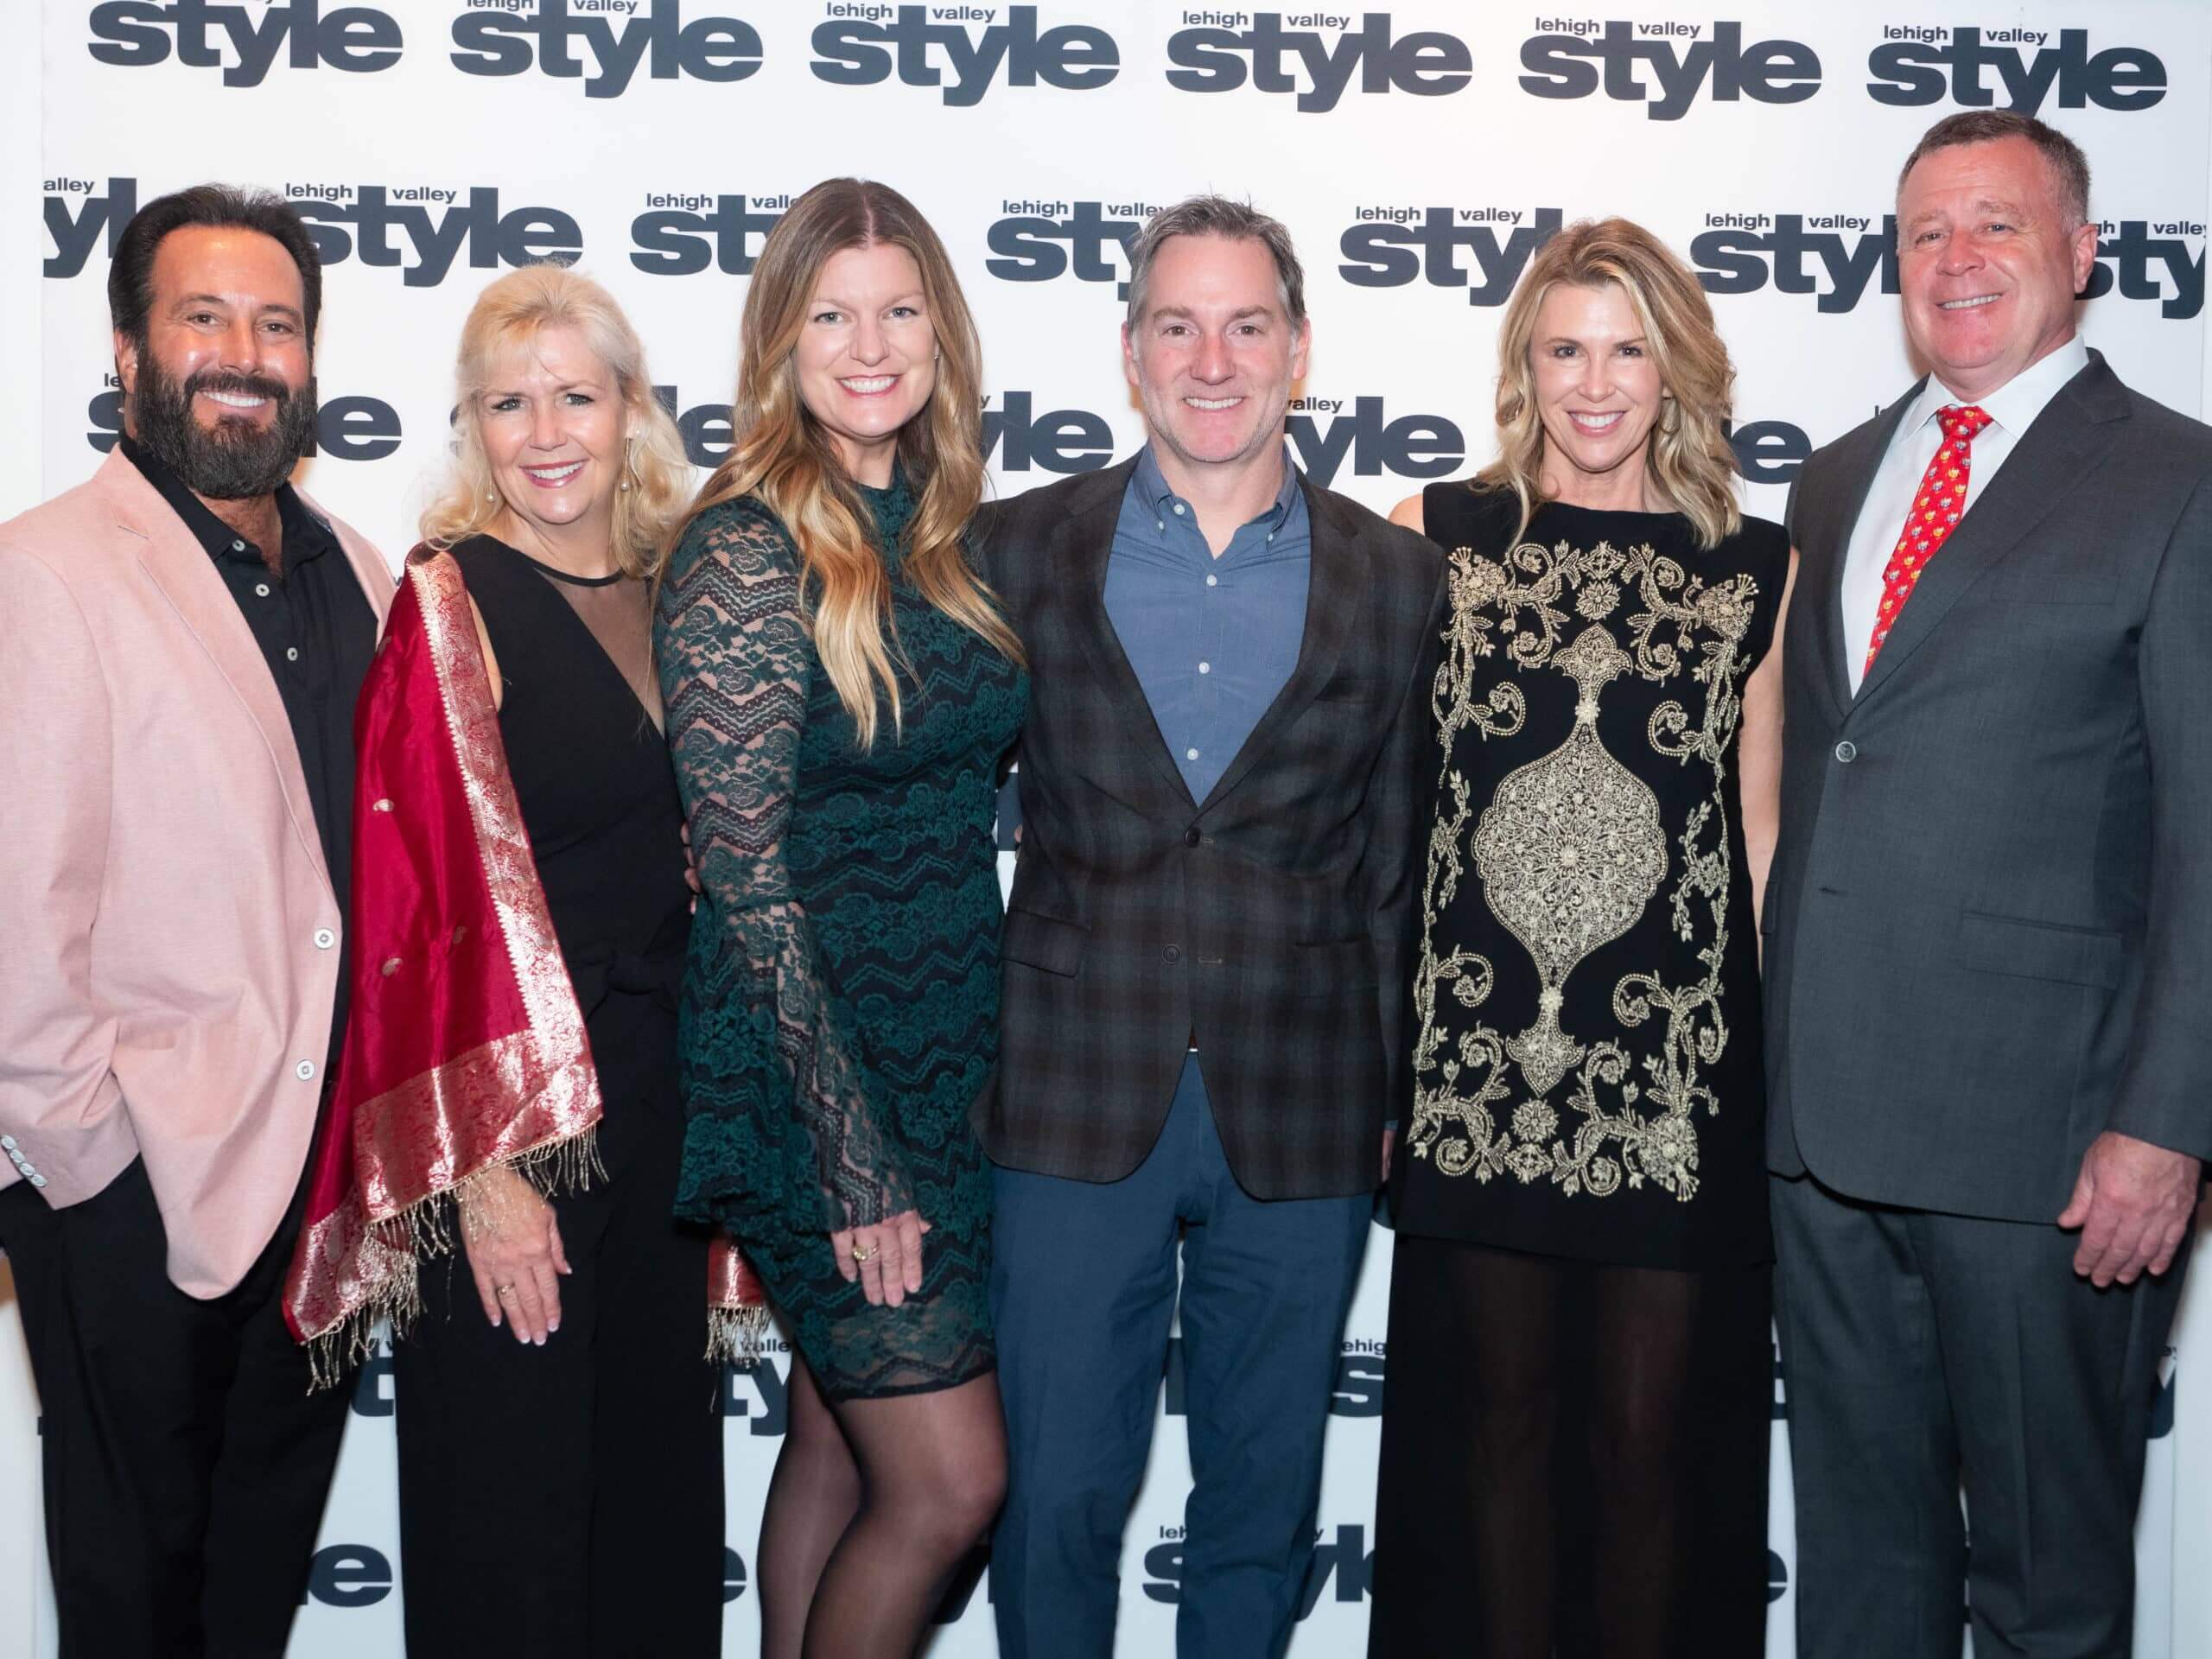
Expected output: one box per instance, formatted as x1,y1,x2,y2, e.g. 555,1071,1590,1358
1371,219,1797,1659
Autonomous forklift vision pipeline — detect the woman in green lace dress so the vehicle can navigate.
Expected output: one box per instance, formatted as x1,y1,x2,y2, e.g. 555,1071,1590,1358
655,180,1027,1659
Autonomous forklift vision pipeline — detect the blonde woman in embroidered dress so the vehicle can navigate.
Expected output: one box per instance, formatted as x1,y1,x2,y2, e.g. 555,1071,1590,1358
384,264,724,1659
1369,218,1798,1659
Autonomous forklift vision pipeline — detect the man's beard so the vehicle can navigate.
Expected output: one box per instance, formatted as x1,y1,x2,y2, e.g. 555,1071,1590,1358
130,353,316,500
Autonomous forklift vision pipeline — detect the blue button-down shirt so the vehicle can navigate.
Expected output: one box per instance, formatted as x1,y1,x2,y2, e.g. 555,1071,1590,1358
1103,444,1312,804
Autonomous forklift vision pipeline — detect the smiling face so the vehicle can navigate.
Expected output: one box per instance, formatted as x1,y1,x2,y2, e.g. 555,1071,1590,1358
1123,232,1310,480
117,223,316,499
1897,134,2096,401
1529,280,1666,504
478,322,628,558
792,241,938,487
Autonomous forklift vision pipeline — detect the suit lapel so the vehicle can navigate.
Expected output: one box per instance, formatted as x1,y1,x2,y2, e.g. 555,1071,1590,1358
1811,385,1923,721
1195,473,1362,814
1058,457,1198,808
105,452,335,901
1855,355,2128,706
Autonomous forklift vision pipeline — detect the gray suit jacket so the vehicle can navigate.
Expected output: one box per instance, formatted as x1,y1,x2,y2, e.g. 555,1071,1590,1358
971,458,1446,1199
1766,349,2212,1222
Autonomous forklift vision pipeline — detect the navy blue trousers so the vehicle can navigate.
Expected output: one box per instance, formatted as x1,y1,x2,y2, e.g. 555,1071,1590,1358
988,1052,1372,1659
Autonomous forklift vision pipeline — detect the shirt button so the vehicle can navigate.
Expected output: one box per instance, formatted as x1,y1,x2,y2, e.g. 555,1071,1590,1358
1185,747,1200,761
1835,741,1858,764
296,1059,316,1081
1185,827,1202,847
29,1175,46,1190
1163,944,1182,963
285,646,300,663
1205,575,1217,588
1172,503,1186,517
0,1135,16,1151
313,928,336,950
231,539,246,553
1198,662,1211,675
254,582,270,598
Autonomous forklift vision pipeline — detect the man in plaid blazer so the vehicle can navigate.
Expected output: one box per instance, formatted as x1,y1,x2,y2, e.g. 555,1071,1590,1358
972,197,1446,1659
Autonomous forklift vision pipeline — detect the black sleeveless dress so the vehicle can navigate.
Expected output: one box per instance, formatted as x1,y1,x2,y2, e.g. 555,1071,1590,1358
1395,486,1788,1267
390,535,722,1659
1371,485,1787,1659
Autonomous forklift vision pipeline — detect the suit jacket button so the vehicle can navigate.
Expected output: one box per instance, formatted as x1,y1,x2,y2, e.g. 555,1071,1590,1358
1834,741,1858,763
1163,944,1182,963
1184,828,1202,847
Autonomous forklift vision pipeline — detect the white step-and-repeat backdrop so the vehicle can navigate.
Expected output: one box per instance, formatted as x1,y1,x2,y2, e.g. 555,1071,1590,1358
3,2,2211,1654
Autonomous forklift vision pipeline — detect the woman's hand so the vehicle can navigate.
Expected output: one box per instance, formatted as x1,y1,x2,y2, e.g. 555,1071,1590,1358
460,1165,571,1344
831,1210,931,1308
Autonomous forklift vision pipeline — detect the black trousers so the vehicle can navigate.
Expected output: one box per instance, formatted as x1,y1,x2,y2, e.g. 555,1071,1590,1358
392,1020,725,1659
1772,1172,2190,1658
0,1154,350,1659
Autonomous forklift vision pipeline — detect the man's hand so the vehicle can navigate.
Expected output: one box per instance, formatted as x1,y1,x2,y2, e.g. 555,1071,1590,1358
2056,1130,2202,1287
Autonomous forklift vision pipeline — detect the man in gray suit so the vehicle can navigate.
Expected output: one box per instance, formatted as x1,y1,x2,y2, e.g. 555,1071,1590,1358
1766,109,2209,1656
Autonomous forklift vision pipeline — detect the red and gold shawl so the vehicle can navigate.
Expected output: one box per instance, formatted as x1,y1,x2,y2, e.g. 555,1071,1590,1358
283,547,763,1382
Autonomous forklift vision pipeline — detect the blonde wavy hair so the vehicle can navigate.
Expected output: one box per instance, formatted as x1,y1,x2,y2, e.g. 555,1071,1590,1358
422,264,691,579
1478,218,1742,550
681,177,1020,750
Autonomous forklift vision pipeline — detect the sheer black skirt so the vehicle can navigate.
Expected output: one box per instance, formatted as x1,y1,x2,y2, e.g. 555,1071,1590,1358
1370,1234,1771,1659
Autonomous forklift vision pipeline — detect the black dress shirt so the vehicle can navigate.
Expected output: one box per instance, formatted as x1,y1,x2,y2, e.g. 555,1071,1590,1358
119,436,378,1065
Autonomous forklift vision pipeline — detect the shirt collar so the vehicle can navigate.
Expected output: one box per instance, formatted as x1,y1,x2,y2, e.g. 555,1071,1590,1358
118,433,330,574
1134,442,1303,534
1912,334,2091,442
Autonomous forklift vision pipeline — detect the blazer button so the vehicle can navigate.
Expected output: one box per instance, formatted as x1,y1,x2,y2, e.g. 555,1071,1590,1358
1184,827,1202,847
1834,741,1858,763
296,1060,317,1081
314,928,337,950
1163,944,1182,963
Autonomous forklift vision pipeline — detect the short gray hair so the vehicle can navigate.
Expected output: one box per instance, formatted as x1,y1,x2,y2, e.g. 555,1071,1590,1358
1124,195,1306,327
1897,110,2091,232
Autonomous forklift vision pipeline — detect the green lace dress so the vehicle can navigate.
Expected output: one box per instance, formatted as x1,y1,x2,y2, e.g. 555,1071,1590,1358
655,474,1027,1400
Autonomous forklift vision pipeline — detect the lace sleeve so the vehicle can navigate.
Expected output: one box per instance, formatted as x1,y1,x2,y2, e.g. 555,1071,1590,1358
656,501,911,1232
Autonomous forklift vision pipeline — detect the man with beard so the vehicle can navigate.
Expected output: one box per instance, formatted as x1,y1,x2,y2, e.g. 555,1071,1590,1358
0,184,391,1656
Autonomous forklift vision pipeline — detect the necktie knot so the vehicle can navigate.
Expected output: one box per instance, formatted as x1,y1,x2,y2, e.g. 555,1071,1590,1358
1938,404,1992,446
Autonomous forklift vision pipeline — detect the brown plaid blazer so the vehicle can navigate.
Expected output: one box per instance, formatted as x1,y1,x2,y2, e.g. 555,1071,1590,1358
971,456,1447,1200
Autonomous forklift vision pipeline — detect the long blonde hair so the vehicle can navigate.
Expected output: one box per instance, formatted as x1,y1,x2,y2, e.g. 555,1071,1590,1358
422,264,691,578
681,177,1021,749
1478,218,1742,550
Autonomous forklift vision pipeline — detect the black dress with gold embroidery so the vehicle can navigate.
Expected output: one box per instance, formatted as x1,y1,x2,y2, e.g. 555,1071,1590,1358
1395,486,1788,1268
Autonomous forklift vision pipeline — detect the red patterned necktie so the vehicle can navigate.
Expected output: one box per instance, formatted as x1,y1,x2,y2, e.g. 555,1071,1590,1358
1865,403,1993,672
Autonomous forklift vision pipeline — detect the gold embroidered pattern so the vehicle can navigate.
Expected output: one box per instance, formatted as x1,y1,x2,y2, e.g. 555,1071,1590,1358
1474,626,1667,1096
1409,529,1760,1203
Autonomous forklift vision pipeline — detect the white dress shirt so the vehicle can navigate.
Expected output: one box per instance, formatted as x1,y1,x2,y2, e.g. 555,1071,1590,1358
1838,336,2090,691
